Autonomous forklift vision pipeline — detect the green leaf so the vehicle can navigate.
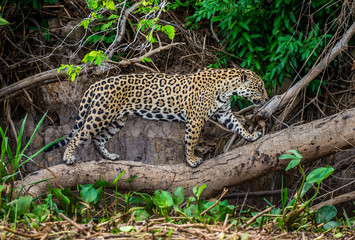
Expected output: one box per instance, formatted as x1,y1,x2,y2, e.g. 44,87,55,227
242,32,251,42
135,210,150,221
316,205,337,223
254,46,265,52
80,19,90,29
119,226,135,232
11,196,33,216
306,166,334,184
300,182,312,198
161,25,175,40
247,53,253,67
286,150,303,159
108,14,119,20
101,21,113,31
123,175,137,183
80,186,99,203
280,150,302,171
162,191,174,207
103,0,116,10
142,57,151,63
154,190,174,208
195,184,207,199
113,170,125,184
238,21,250,31
0,17,10,25
32,204,50,222
323,221,342,230
93,180,110,188
173,187,184,206
279,154,297,160
53,188,70,212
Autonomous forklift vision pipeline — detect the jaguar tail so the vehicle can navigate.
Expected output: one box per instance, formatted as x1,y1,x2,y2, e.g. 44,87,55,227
44,89,93,152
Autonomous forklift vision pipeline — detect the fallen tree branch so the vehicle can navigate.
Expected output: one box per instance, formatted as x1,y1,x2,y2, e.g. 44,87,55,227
17,108,355,198
257,22,355,119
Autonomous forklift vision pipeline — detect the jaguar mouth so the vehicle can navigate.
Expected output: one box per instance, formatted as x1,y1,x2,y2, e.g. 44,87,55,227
252,99,262,105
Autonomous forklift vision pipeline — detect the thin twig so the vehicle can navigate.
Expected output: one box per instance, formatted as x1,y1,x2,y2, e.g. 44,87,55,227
242,205,275,228
59,213,88,235
0,226,40,238
200,188,228,216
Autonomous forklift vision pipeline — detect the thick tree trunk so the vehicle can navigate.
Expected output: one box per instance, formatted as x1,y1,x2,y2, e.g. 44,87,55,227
17,109,355,198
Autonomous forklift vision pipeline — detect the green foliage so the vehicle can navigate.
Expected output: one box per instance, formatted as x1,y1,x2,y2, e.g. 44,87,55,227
0,6,9,26
0,17,8,25
186,0,342,95
0,113,62,224
81,0,175,47
1,162,352,236
61,0,175,81
0,0,58,10
57,65,82,81
49,179,111,222
316,205,341,230
138,18,176,43
82,50,108,66
275,150,336,231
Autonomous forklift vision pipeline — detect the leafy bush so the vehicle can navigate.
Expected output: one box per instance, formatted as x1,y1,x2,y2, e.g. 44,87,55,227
186,0,343,92
0,0,58,10
0,114,61,223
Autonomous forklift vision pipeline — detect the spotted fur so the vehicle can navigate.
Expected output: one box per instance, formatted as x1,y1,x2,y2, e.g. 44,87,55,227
45,68,268,167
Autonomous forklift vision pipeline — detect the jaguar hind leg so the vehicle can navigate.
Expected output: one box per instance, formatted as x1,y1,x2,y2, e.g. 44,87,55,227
93,117,127,160
63,109,114,165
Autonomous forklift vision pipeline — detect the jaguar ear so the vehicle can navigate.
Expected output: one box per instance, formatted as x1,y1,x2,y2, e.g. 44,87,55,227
241,74,248,82
240,74,251,85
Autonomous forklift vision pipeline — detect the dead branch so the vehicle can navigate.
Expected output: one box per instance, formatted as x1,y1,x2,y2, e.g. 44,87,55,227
16,108,355,198
310,191,355,211
257,22,355,119
0,43,184,102
105,2,141,58
0,69,71,102
107,42,185,66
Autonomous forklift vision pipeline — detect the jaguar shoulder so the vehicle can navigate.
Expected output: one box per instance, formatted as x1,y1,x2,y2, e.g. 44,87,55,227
45,68,268,167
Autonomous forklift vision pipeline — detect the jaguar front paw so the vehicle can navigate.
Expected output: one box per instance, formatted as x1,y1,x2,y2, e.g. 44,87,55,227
187,156,203,168
63,150,76,165
243,131,262,142
64,154,75,165
250,131,262,141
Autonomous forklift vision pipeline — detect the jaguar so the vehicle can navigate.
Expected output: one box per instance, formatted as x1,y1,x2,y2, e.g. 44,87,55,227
45,68,268,167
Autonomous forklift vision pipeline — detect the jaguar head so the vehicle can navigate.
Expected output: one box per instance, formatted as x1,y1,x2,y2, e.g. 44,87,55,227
231,69,268,105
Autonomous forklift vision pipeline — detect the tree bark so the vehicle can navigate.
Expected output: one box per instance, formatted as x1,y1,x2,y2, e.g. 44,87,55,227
17,108,355,198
